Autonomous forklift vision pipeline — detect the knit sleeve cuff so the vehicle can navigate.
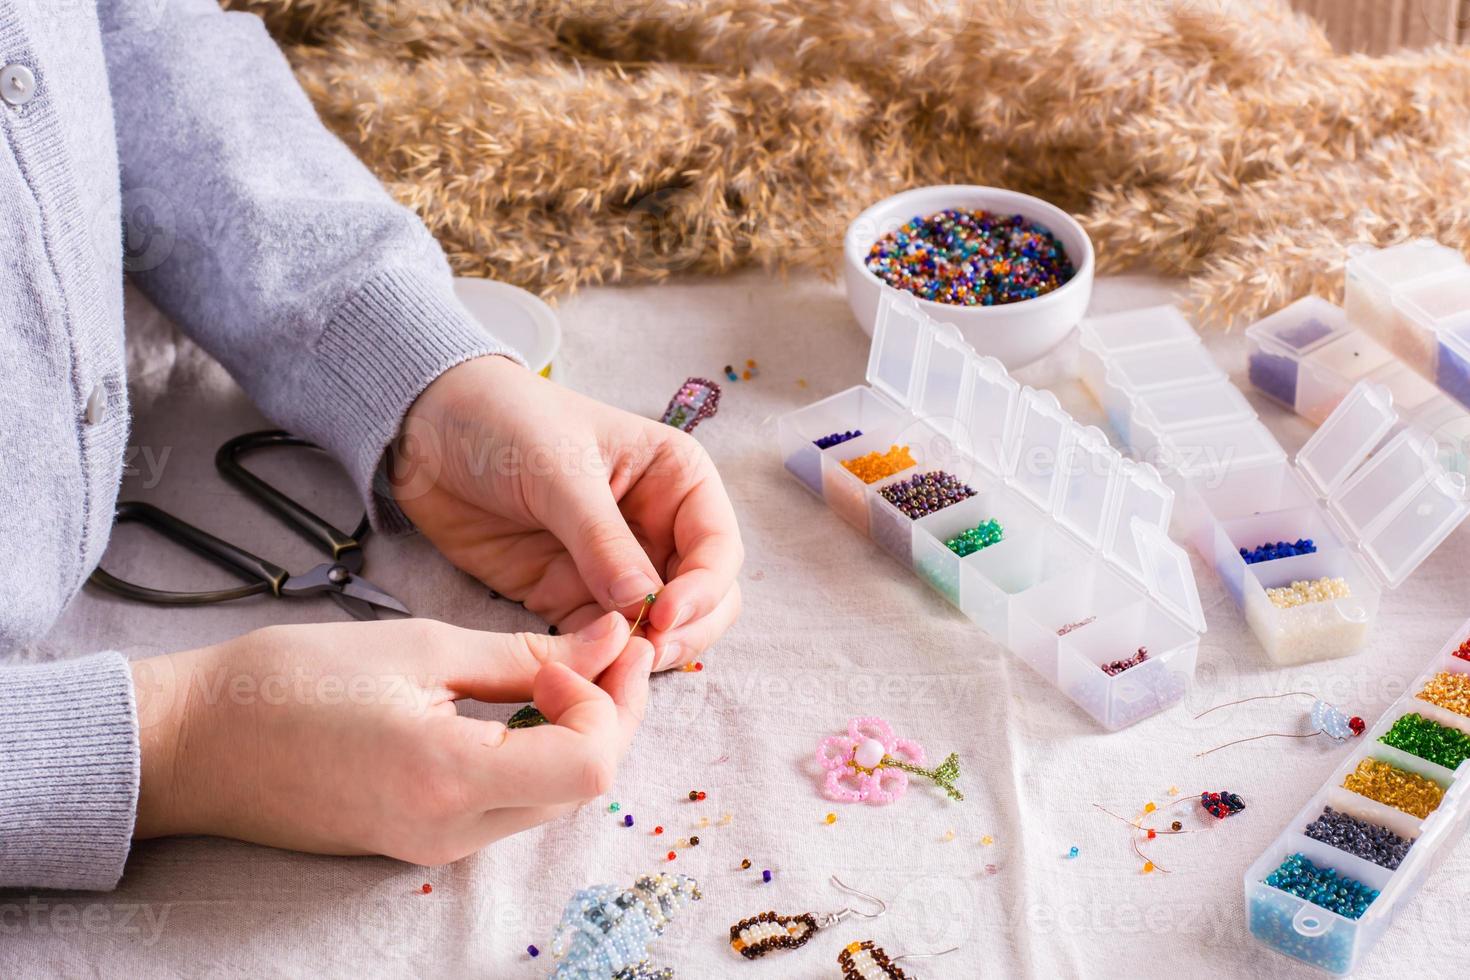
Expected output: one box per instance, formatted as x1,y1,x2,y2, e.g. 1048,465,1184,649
0,653,140,891
296,268,523,533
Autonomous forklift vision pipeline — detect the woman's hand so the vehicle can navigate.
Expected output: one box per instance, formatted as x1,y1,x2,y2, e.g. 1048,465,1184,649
131,611,648,865
390,356,742,669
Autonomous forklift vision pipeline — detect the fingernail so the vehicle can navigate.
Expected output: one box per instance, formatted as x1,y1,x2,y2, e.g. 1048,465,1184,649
575,612,618,643
609,571,658,608
668,603,694,632
654,642,683,671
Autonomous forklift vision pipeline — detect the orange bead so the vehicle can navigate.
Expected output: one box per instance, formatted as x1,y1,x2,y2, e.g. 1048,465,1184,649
421,883,432,894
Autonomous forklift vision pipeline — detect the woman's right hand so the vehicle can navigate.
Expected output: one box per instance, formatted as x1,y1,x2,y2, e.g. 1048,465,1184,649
129,611,649,865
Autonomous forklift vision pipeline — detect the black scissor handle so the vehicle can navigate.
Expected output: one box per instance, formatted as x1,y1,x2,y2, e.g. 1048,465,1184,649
216,431,368,567
87,501,286,604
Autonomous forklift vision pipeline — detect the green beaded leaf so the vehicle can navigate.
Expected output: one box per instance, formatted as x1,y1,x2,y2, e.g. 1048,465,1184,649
507,704,549,729
885,751,964,802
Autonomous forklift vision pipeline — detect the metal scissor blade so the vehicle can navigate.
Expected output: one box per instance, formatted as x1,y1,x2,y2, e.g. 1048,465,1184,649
337,575,411,617
328,590,382,622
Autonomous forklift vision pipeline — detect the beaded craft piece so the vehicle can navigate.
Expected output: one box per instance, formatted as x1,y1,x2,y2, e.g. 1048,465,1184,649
1193,692,1365,758
548,872,701,980
660,378,720,433
727,876,884,961
816,717,963,804
1093,789,1247,873
836,939,958,979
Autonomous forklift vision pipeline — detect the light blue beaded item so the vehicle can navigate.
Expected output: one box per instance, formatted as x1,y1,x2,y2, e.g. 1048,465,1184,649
549,872,702,979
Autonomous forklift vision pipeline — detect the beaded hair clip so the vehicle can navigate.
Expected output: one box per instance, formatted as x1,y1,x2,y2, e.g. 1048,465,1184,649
549,871,700,980
660,377,721,433
728,876,885,961
816,717,963,804
837,940,958,979
1193,692,1365,758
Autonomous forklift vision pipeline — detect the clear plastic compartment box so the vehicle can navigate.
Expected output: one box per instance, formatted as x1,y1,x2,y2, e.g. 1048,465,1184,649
1188,382,1470,664
1080,307,1470,665
1246,621,1470,975
777,290,1208,730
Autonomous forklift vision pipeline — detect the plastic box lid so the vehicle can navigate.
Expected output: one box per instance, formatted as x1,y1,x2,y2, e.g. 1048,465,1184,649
1102,339,1227,395
866,288,1207,632
1131,379,1255,433
1077,305,1198,358
1345,239,1466,295
1295,381,1470,588
1244,296,1349,359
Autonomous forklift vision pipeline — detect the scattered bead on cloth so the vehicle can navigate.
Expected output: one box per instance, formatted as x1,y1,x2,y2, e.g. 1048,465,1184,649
945,519,1003,556
1379,712,1470,771
1342,758,1445,818
1101,647,1148,676
548,872,700,980
659,377,721,433
1303,806,1414,870
1417,670,1470,717
1264,854,1378,920
815,429,862,450
1239,538,1316,564
864,208,1076,307
1265,576,1351,609
877,470,976,520
815,716,964,804
841,445,915,484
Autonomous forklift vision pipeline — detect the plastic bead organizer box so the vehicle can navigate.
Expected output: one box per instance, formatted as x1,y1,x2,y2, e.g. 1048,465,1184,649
1078,306,1470,666
777,289,1207,731
1245,619,1470,975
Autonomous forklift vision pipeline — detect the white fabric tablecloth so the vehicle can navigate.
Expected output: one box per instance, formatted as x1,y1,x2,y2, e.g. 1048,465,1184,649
5,271,1467,979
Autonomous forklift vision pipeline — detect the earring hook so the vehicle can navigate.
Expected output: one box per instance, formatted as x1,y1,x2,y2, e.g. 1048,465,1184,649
829,876,888,918
892,945,960,964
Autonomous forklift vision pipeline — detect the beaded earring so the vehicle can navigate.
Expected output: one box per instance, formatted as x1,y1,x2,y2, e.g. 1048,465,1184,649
548,871,700,980
836,940,959,979
660,377,720,433
1192,691,1365,758
728,877,885,960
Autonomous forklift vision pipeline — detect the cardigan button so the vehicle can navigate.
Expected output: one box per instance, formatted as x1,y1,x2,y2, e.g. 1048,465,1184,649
84,384,107,425
0,64,36,107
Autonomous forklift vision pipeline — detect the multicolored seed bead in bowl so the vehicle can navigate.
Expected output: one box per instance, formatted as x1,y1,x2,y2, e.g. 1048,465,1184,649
844,185,1095,369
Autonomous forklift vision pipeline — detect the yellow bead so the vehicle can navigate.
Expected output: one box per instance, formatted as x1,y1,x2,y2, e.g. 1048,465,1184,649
1143,802,1156,813
980,835,994,846
846,942,862,954
1143,861,1155,874
824,812,837,824
941,829,956,842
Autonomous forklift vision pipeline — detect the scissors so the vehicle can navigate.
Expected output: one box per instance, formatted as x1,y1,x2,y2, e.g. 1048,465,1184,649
89,431,410,621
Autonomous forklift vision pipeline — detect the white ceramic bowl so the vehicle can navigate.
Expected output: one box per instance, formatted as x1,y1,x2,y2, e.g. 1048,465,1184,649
844,185,1094,369
453,277,562,377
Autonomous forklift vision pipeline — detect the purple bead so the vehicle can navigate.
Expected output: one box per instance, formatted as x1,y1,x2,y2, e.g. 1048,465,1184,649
623,814,634,827
761,869,772,883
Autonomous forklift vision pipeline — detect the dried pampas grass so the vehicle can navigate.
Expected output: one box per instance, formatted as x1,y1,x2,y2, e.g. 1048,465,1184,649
226,0,1470,326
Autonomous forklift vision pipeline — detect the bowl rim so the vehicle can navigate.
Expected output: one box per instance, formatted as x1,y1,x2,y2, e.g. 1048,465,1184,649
843,183,1095,320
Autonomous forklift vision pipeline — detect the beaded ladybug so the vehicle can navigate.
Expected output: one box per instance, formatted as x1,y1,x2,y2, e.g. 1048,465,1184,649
1201,791,1246,820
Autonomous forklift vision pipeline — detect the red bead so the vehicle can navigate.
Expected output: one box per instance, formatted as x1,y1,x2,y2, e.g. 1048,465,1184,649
666,851,676,861
696,791,707,801
1349,716,1366,736
421,883,432,894
1146,829,1156,839
654,826,664,835
694,662,704,672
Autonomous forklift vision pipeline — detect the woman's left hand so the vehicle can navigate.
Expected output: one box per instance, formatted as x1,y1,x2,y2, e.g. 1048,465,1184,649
391,356,742,669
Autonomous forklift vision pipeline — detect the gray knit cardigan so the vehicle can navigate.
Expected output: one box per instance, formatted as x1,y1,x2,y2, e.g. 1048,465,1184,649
0,0,512,889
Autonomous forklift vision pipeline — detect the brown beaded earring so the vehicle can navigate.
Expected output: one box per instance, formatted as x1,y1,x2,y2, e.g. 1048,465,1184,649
838,940,960,979
728,876,886,960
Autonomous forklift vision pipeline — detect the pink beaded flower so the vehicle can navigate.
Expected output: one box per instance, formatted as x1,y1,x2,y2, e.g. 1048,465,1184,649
816,717,934,804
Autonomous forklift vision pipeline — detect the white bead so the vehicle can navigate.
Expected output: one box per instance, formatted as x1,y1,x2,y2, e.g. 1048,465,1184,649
854,737,885,769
